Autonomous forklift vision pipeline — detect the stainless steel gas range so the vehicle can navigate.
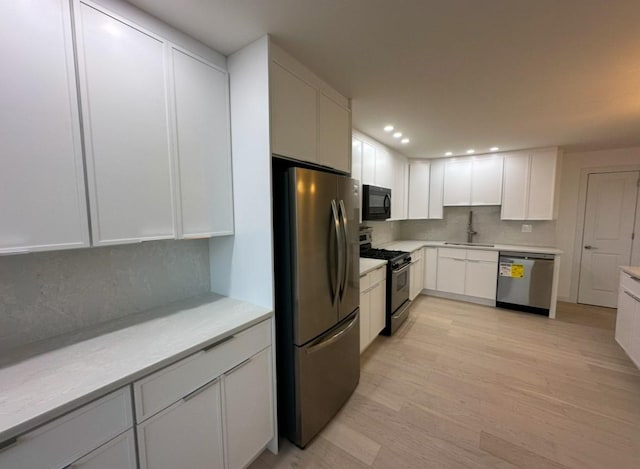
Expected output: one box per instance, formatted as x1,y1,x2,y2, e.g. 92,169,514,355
359,229,412,335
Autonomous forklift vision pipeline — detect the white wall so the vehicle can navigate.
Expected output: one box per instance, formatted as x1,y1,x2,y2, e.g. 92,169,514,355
209,36,274,310
556,146,640,301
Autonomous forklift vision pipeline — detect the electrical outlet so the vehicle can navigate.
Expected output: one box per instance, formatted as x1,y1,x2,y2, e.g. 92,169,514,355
522,224,532,233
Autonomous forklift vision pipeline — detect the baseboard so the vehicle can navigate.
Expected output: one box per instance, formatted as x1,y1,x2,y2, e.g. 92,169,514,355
421,289,496,307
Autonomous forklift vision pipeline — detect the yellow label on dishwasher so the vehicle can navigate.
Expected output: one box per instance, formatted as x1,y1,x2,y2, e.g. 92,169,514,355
511,264,524,278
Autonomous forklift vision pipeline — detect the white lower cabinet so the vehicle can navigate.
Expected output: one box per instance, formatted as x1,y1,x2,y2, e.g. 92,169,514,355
137,379,225,469
222,348,274,469
436,248,498,301
423,248,438,290
360,266,386,352
135,320,274,469
409,249,424,300
616,272,640,368
0,387,132,469
71,429,137,469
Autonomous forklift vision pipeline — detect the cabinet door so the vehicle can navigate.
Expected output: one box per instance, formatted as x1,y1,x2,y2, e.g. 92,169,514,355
0,0,89,254
71,430,137,469
375,147,393,190
370,281,386,338
501,153,529,220
415,256,424,297
223,348,274,469
359,288,371,353
318,93,351,173
352,138,363,223
362,142,376,185
409,262,418,300
424,248,438,290
429,160,445,219
436,257,466,295
270,62,317,163
408,162,430,219
443,160,472,206
465,260,498,300
471,156,503,205
138,379,224,469
172,48,233,237
391,154,408,220
631,299,640,366
616,288,637,355
76,3,175,245
527,149,557,220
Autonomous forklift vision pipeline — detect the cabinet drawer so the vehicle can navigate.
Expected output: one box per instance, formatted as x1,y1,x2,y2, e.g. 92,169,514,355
369,266,386,286
621,272,640,298
133,319,271,422
466,249,498,262
0,387,132,469
438,248,466,260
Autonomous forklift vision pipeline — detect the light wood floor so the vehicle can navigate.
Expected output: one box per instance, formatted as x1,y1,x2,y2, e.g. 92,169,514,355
251,297,640,469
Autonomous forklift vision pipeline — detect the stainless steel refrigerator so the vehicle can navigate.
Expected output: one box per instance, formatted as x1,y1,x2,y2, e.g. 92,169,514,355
273,163,360,448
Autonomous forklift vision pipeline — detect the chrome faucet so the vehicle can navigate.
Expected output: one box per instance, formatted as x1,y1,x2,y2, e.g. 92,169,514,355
467,210,477,243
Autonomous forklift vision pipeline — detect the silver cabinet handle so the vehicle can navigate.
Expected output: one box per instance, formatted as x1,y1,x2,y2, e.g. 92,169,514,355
226,356,252,375
183,377,219,402
203,335,234,352
623,290,640,302
584,245,597,250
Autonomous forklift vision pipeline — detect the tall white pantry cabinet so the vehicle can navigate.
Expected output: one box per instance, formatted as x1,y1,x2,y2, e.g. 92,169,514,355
0,0,233,254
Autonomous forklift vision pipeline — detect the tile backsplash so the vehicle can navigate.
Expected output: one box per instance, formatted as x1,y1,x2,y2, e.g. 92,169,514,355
399,206,557,246
0,239,210,352
362,221,401,247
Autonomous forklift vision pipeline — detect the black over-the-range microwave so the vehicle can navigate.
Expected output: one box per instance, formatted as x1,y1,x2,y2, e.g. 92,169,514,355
362,184,391,220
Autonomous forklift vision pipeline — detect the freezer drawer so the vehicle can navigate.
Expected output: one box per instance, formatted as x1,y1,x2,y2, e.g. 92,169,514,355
292,310,360,447
497,253,554,314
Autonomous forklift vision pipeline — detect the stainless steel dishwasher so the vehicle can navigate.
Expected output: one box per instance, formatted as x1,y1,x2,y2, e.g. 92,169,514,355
496,251,554,316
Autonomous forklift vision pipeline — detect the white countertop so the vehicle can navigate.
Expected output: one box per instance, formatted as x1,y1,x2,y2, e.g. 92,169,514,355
0,294,272,442
380,240,563,255
359,258,387,276
621,266,640,280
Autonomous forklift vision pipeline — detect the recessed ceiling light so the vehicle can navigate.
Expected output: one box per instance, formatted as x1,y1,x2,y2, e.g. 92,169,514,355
466,149,475,154
393,132,402,139
401,138,410,144
384,125,394,132
490,147,499,152
445,152,453,156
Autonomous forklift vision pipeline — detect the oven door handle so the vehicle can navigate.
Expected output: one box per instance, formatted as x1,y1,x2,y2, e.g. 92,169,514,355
331,199,343,307
393,262,411,275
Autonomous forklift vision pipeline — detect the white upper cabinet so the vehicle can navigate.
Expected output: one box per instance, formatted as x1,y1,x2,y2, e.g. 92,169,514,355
0,0,90,254
390,153,408,220
443,159,472,206
374,147,393,190
269,62,317,163
428,159,445,219
270,45,351,173
351,138,363,223
361,142,376,185
318,92,351,173
501,148,560,220
471,156,503,205
171,48,233,237
408,161,431,219
444,155,503,206
76,3,175,245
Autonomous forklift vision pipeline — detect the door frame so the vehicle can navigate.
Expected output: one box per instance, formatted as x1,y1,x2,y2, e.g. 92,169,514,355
569,164,640,304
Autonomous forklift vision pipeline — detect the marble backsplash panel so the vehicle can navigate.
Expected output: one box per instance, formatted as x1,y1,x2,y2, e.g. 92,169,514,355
399,206,557,247
0,239,210,352
361,221,401,247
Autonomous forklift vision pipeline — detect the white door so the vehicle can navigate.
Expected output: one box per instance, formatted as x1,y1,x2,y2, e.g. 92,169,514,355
429,160,445,219
318,92,350,173
352,138,363,223
362,142,376,185
369,281,386,337
578,172,639,307
222,348,274,469
391,154,408,219
443,160,472,206
471,156,503,205
137,379,225,469
436,257,466,295
359,288,371,353
424,248,438,290
172,48,233,237
0,0,90,254
76,3,175,244
501,153,529,220
408,162,430,219
465,261,498,300
375,147,393,190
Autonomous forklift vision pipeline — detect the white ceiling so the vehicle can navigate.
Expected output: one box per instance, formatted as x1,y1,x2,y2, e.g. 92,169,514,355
126,0,640,159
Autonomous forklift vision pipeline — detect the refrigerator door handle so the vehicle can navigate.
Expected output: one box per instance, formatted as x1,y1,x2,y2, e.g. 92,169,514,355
331,199,343,306
338,199,349,300
306,311,359,354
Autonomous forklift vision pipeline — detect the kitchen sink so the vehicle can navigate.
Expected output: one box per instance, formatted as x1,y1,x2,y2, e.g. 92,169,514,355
444,242,495,248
